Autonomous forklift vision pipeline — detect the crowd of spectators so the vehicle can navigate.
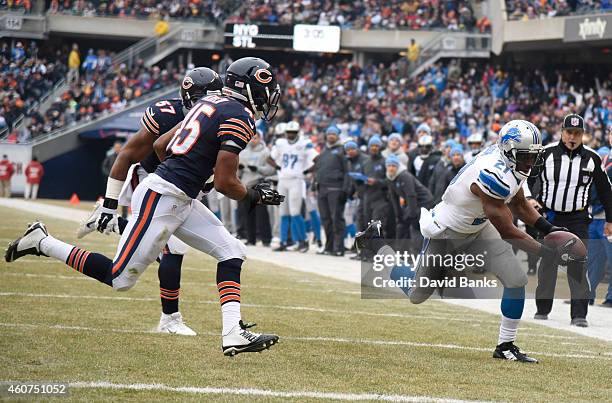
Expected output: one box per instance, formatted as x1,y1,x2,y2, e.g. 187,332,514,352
0,40,67,136
47,0,238,24
0,0,32,13
3,42,181,143
270,57,611,152
43,0,486,32
505,0,612,20
228,0,480,31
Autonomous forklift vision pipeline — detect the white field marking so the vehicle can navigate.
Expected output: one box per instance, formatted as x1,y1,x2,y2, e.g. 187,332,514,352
0,322,609,361
38,380,492,403
0,292,501,324
519,332,578,340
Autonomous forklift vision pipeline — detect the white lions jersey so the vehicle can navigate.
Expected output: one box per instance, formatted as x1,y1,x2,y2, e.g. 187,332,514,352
271,137,318,179
432,145,526,234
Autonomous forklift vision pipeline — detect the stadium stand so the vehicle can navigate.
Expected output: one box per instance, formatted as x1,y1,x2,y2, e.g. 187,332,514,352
48,0,237,23
276,58,612,147
227,0,478,30
0,39,67,138
2,40,181,143
0,0,32,13
505,0,612,20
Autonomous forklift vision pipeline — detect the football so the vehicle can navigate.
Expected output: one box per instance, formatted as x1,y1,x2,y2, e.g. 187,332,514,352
543,231,587,262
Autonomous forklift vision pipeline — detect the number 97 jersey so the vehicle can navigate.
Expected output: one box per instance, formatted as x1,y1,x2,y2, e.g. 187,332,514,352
155,94,256,199
270,138,318,179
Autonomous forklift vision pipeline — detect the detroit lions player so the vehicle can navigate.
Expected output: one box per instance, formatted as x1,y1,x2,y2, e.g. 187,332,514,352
268,121,318,252
75,67,223,336
357,120,575,362
6,57,284,356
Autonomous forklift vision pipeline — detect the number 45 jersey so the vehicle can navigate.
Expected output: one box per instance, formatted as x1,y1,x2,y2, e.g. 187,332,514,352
155,94,256,199
433,145,526,234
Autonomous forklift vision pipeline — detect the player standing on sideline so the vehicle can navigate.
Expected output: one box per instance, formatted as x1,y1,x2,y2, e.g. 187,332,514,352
268,121,317,252
6,57,284,356
75,67,223,336
357,120,579,362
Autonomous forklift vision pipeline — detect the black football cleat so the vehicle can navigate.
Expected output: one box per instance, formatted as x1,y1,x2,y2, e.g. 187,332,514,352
5,222,49,262
354,220,383,253
493,342,538,363
222,320,279,357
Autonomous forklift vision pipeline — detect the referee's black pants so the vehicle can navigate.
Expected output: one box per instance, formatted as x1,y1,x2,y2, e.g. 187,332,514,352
535,211,591,319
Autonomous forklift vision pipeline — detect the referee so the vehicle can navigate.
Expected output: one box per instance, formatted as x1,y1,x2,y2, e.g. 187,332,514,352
532,114,612,327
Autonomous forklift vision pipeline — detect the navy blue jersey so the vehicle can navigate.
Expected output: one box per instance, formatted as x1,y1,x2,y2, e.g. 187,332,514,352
155,94,256,198
139,98,186,173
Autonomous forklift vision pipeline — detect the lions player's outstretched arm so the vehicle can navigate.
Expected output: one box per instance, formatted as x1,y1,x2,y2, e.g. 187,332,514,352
508,188,546,227
471,183,543,255
109,127,156,182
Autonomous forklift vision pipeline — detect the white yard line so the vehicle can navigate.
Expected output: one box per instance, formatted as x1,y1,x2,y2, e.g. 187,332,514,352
0,291,501,324
0,322,606,361
2,198,612,341
0,379,491,403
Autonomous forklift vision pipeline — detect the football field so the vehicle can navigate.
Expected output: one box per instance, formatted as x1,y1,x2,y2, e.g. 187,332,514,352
1,205,612,402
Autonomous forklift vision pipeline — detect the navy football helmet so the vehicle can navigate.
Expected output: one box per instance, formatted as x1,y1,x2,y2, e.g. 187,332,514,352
222,57,281,121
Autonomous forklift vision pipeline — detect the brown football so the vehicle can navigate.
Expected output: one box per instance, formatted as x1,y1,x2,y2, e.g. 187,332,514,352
543,231,587,261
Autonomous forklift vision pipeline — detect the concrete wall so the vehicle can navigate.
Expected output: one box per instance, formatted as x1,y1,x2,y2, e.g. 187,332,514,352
503,17,564,43
48,14,162,39
340,29,439,52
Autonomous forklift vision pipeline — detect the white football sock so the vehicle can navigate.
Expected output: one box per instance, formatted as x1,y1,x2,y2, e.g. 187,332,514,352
221,301,241,336
40,236,74,262
498,315,520,345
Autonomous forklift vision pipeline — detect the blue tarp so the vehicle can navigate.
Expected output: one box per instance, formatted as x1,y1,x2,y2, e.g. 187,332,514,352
79,90,175,139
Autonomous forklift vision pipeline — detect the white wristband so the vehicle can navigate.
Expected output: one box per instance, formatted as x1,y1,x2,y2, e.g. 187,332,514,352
105,177,125,200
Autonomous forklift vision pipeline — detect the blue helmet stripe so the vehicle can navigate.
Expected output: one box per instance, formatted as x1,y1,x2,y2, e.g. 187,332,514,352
478,171,510,198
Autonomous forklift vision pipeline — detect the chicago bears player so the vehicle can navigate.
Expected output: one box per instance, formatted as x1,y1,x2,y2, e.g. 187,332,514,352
268,121,318,252
75,67,223,336
6,57,284,356
357,120,576,362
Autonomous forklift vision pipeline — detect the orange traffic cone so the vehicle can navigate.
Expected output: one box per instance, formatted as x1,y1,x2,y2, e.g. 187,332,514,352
69,193,80,205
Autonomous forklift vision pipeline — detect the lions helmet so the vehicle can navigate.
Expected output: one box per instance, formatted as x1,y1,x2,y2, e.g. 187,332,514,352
180,67,223,109
497,120,543,177
285,121,300,143
223,57,281,121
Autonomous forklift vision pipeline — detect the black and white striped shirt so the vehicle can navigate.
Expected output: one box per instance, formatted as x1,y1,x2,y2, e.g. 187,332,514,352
535,141,612,220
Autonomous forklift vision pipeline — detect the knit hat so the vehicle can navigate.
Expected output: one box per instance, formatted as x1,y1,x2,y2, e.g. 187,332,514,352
449,145,464,157
344,140,358,150
368,136,383,147
326,126,340,135
416,123,431,135
388,133,403,143
385,154,400,167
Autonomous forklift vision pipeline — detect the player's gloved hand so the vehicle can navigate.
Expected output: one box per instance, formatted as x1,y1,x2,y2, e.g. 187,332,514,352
538,244,567,267
247,165,257,172
537,242,584,267
246,182,284,207
97,198,119,235
534,216,568,235
548,225,569,233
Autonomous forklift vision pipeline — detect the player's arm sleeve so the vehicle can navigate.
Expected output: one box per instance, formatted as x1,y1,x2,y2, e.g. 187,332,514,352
141,106,161,136
592,155,612,222
217,116,256,153
475,168,511,200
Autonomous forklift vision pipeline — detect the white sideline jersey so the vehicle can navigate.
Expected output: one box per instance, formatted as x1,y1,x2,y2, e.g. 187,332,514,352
432,145,526,234
271,137,318,179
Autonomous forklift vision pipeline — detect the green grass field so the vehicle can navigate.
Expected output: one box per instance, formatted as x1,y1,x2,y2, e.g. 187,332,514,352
1,206,612,402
